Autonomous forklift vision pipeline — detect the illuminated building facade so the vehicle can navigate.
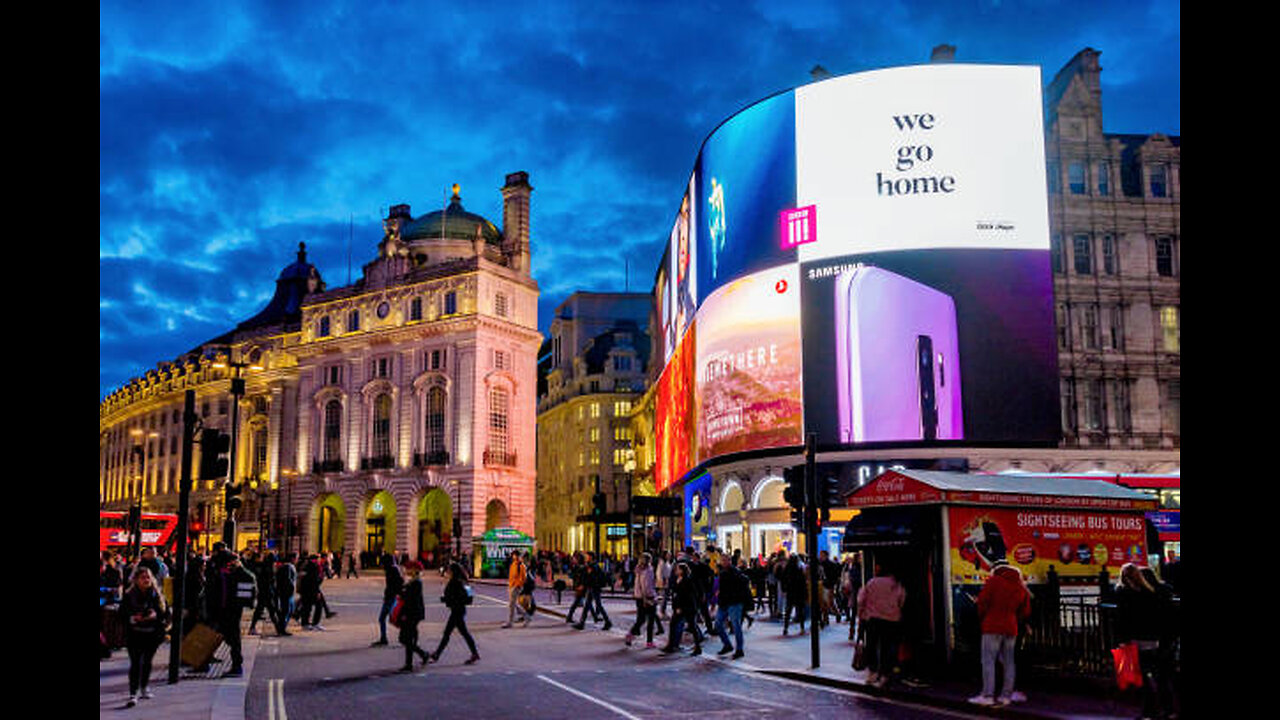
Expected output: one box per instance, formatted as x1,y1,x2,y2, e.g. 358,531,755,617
100,173,541,559
535,292,651,555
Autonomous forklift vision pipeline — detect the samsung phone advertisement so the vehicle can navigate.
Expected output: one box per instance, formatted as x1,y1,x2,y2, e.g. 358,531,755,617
656,64,1058,493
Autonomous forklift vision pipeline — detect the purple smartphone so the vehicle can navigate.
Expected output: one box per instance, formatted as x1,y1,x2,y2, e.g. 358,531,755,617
834,266,964,443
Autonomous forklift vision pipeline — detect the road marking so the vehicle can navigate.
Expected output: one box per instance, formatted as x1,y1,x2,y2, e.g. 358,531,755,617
267,678,288,720
724,668,981,719
708,690,793,710
536,674,642,720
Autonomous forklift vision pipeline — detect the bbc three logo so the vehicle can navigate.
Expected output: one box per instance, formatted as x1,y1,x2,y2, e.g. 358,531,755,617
781,206,816,249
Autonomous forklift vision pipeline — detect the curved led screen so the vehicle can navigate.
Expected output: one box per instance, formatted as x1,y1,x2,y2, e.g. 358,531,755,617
655,64,1058,493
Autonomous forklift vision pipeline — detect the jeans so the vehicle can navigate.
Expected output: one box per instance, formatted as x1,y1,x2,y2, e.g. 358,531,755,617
668,611,703,649
629,600,659,643
276,595,295,633
378,596,396,642
980,633,1017,698
864,618,900,677
566,592,595,623
783,598,806,633
580,589,609,625
715,604,744,652
250,598,279,631
507,586,529,624
433,608,478,658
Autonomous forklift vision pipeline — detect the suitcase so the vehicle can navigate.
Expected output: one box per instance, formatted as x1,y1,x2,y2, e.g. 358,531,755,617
180,622,223,668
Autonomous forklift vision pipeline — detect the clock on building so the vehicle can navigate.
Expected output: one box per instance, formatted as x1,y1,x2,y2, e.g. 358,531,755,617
377,301,390,319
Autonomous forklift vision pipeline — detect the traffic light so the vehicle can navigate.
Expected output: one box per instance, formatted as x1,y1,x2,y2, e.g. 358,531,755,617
199,429,231,480
224,481,243,514
817,474,841,524
592,492,607,517
782,466,806,509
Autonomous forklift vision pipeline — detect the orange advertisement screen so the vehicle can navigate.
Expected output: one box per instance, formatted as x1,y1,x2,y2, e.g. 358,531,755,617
655,323,696,493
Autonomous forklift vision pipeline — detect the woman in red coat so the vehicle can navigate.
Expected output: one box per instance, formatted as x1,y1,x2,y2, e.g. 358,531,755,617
969,560,1031,706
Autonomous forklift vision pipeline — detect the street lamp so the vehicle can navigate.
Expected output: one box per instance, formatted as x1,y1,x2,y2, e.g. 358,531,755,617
211,353,263,549
130,429,159,560
279,468,296,556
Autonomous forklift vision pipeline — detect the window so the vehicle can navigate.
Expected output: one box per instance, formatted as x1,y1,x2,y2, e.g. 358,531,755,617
1081,304,1100,350
318,316,331,337
323,400,342,464
427,348,447,371
410,297,422,321
488,387,510,461
1155,237,1175,277
1060,379,1077,434
589,447,600,465
613,448,628,466
348,310,360,332
589,427,600,443
1112,380,1132,433
326,365,342,386
372,357,391,378
1072,234,1093,275
1051,235,1064,275
495,292,508,318
424,387,447,458
171,436,178,455
493,350,508,371
372,394,392,459
1083,379,1105,431
614,400,632,416
1160,306,1180,352
1108,305,1125,351
443,291,457,316
1102,234,1117,276
578,451,585,468
219,400,228,415
589,380,600,393
1046,161,1061,194
613,355,632,372
589,402,601,418
1097,161,1111,196
1163,381,1180,435
252,426,268,481
1068,162,1086,194
1056,304,1071,351
1149,164,1168,198
614,426,633,442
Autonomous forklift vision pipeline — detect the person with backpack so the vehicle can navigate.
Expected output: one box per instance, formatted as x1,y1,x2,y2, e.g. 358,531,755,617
713,554,748,659
427,561,479,665
564,553,593,625
297,554,325,630
208,549,256,678
394,562,429,671
120,566,170,707
520,551,539,619
575,553,612,631
247,551,280,636
373,552,404,646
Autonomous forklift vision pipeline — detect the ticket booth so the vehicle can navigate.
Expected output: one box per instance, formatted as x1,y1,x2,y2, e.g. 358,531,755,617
842,469,1158,671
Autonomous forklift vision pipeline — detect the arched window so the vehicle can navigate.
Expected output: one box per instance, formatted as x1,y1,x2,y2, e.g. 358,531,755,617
323,400,342,465
373,394,392,461
487,387,511,465
252,425,268,482
424,387,447,461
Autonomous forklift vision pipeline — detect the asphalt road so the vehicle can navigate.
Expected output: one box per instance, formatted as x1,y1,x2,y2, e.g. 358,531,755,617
245,571,981,719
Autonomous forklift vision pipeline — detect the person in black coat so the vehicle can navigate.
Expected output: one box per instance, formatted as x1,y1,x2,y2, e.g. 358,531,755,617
374,554,404,646
207,550,256,677
396,562,429,671
1115,564,1177,719
274,553,297,636
120,566,170,707
783,554,808,635
428,561,479,665
297,555,324,629
660,562,704,656
248,551,279,636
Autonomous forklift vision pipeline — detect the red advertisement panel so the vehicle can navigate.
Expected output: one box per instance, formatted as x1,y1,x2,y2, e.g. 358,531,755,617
847,471,944,507
948,506,1147,585
655,323,697,493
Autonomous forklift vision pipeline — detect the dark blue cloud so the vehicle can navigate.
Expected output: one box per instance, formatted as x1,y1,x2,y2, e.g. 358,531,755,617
100,0,1179,398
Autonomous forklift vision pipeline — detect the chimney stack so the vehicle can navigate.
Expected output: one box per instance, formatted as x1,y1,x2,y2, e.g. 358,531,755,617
930,44,956,63
501,171,532,275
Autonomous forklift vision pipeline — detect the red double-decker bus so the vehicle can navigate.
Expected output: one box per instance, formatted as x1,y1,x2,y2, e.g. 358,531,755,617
100,511,180,553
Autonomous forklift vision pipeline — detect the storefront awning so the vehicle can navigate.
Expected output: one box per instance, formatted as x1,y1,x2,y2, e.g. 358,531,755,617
846,469,1158,511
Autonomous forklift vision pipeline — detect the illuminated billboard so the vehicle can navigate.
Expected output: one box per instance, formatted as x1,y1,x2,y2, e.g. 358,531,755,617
654,64,1058,491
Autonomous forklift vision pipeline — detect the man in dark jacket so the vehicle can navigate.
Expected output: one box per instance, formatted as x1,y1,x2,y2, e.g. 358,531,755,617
574,554,613,631
297,555,324,630
274,553,297,636
208,549,257,677
374,553,404,645
248,551,279,636
713,555,748,658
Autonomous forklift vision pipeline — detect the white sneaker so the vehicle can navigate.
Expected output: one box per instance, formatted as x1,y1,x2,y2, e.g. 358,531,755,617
126,696,138,708
312,624,326,631
140,689,154,700
1007,691,1027,703
968,695,997,706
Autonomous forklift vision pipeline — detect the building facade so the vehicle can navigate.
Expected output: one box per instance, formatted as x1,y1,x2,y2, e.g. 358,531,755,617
100,173,541,561
535,292,651,555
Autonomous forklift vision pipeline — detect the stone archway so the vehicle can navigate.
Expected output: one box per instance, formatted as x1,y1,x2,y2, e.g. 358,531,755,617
418,487,454,566
364,490,397,561
485,498,509,531
314,494,346,554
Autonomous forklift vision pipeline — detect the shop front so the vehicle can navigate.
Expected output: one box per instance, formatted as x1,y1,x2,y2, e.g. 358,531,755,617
842,469,1158,670
472,527,535,579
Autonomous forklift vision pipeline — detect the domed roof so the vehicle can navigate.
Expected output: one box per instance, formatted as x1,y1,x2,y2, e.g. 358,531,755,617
400,188,503,245
236,243,322,331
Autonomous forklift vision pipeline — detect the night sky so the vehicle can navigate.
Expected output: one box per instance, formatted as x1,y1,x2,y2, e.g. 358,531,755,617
99,0,1180,400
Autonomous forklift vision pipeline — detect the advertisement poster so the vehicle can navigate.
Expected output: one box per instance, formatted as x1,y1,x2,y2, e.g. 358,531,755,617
655,322,697,493
684,471,714,550
695,264,803,462
947,506,1147,585
666,174,697,364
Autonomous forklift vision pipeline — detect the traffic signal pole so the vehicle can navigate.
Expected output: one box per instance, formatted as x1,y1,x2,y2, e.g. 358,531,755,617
222,376,245,548
805,432,820,669
169,390,196,684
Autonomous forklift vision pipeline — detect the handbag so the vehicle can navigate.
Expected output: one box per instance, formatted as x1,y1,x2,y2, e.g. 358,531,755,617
389,596,405,627
851,623,867,671
1111,641,1143,690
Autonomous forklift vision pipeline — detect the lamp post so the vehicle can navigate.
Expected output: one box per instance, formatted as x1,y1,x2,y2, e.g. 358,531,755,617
212,354,262,550
130,429,159,561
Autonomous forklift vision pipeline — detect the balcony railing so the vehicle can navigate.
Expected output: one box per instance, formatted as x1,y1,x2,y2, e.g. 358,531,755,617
312,459,345,474
483,449,517,467
361,455,395,471
414,451,450,467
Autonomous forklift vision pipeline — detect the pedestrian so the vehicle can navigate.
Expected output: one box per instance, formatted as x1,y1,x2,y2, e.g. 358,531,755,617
782,554,807,636
247,551,280,636
137,546,169,584
395,562,430,671
297,554,325,630
1115,563,1177,719
520,551,539,618
660,562,703,656
819,550,841,626
208,548,257,678
427,561,480,665
656,551,673,620
347,551,359,579
625,553,661,649
565,553,592,625
120,566,170,707
502,550,531,628
373,552,404,646
968,560,1032,706
841,554,863,640
575,553,612,631
274,552,297,636
713,554,747,659
857,561,906,688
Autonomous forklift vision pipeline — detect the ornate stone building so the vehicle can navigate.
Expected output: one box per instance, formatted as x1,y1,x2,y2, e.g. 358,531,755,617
100,173,540,561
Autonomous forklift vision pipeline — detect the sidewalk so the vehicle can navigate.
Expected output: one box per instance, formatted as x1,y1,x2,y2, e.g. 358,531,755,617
486,578,1145,720
99,619,262,720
